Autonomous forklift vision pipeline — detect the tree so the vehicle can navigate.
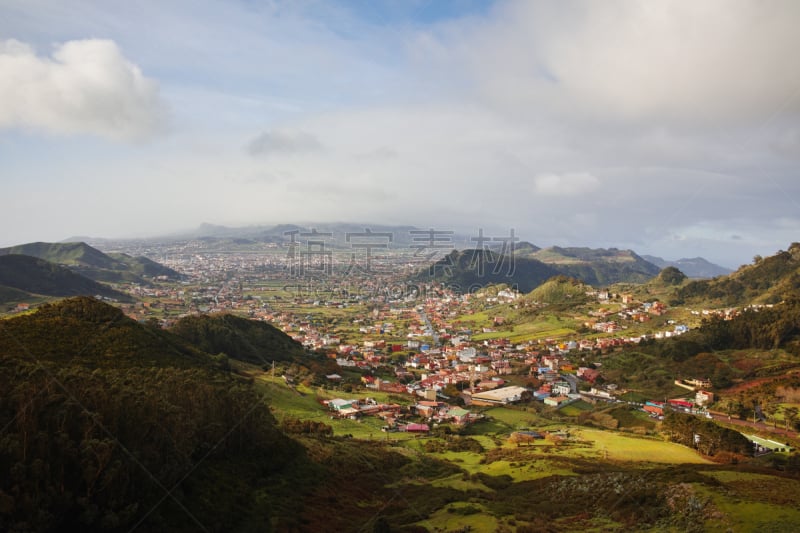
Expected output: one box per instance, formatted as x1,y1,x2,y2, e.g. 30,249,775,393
658,266,687,285
765,403,780,429
784,406,799,431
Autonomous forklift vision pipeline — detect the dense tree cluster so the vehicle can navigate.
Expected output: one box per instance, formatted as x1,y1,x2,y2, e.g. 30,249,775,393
280,418,333,437
700,299,800,352
639,299,800,362
658,266,687,285
662,412,751,458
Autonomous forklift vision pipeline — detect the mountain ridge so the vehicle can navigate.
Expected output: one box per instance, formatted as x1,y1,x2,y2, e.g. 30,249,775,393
419,245,662,292
642,254,732,278
0,255,131,306
0,241,181,284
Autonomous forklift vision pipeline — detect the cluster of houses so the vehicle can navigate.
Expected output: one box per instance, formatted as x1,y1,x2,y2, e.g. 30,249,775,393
641,393,714,419
322,396,480,433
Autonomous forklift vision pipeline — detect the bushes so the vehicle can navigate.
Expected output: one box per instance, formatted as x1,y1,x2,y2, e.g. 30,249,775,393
281,417,334,437
423,436,484,453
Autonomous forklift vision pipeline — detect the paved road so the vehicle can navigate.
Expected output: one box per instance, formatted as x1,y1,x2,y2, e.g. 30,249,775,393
707,411,798,441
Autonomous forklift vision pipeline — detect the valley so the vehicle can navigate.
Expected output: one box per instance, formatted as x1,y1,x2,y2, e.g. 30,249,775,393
1,234,799,531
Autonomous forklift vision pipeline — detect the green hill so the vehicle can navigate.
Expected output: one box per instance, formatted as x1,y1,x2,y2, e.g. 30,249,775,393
0,296,214,368
170,313,307,365
0,241,181,284
524,275,591,304
0,254,131,306
0,297,307,531
108,252,180,278
675,243,800,306
417,249,560,292
528,246,661,285
417,246,660,293
0,241,120,268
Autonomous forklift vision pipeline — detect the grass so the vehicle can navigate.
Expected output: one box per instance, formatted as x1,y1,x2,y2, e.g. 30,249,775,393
700,470,783,483
480,406,545,429
249,371,419,439
457,309,578,343
415,502,500,533
428,473,492,492
695,480,800,532
559,400,595,416
570,428,712,464
472,324,576,343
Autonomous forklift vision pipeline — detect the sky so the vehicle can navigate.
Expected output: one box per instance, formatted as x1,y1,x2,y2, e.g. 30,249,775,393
1,0,799,268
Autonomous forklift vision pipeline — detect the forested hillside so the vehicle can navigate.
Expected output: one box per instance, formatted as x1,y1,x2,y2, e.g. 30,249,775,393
170,313,306,365
0,298,305,531
675,243,800,305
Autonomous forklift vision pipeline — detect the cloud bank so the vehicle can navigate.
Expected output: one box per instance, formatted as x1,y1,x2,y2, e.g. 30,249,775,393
447,1,800,126
0,39,165,140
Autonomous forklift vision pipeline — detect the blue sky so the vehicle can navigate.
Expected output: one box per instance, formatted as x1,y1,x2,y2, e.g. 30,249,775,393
1,0,800,268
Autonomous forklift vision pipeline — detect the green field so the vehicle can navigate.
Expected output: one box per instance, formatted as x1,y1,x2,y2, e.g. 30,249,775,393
471,322,577,343
480,406,545,429
455,309,579,343
572,428,712,464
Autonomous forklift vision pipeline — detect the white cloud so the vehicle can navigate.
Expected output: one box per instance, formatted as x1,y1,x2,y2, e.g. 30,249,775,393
531,172,599,196
0,38,165,140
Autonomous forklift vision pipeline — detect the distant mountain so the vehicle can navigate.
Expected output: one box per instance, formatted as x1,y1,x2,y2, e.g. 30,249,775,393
675,243,800,306
0,255,131,306
508,241,541,254
416,246,662,292
0,241,121,268
526,246,661,285
170,313,306,365
0,241,181,284
415,249,560,293
642,255,732,278
174,222,463,249
60,235,99,243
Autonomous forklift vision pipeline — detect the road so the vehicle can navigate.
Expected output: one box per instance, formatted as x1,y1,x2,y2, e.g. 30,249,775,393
707,411,798,441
